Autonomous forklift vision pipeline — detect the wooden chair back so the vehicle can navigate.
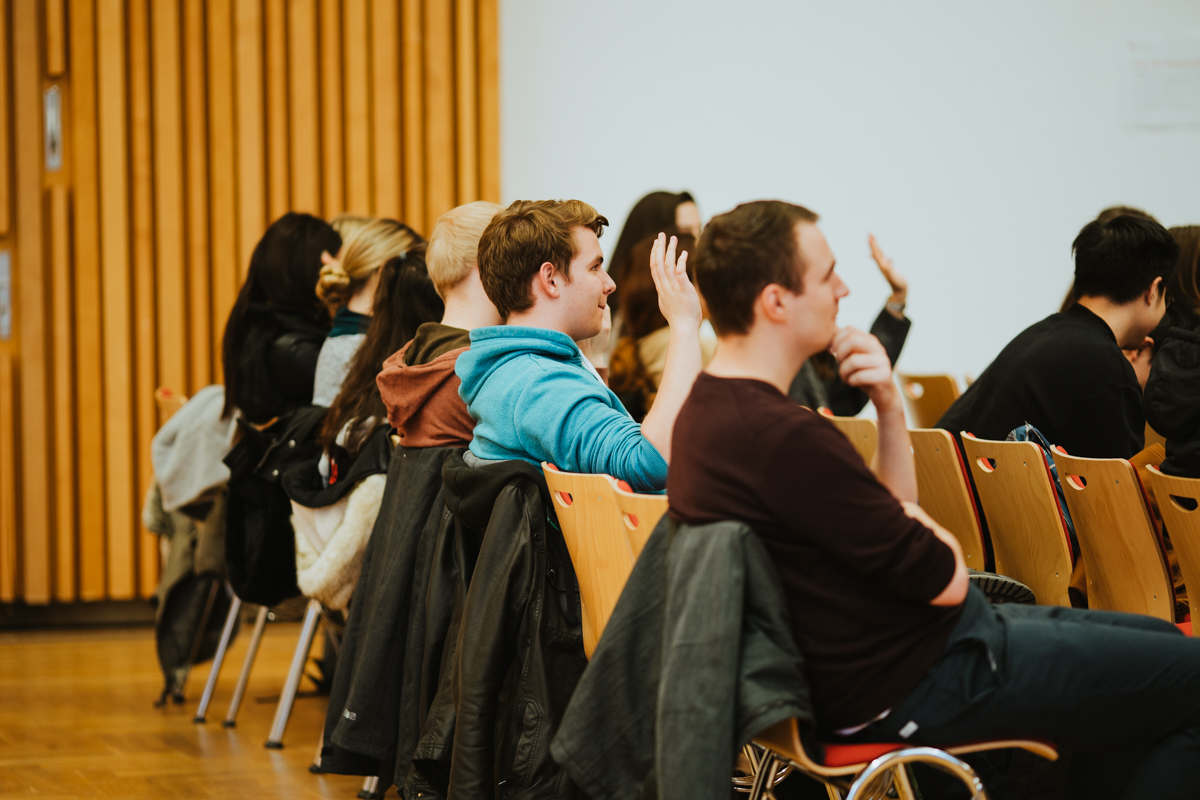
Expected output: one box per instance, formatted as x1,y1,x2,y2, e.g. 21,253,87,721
1145,422,1167,450
541,465,635,659
1146,466,1200,630
818,410,878,468
154,386,188,425
1049,449,1173,621
961,434,1073,606
610,479,669,559
896,373,959,429
909,429,986,571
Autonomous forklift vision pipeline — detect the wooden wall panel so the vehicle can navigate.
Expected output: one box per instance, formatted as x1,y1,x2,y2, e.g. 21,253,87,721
477,0,499,203
152,0,189,398
342,0,370,214
13,0,51,604
49,186,75,602
0,0,11,236
319,0,343,216
265,0,289,220
235,0,267,274
184,0,212,391
2,0,500,605
129,0,158,599
0,352,17,602
423,0,454,223
46,0,66,76
96,0,135,600
401,0,424,232
208,0,238,371
287,0,320,215
454,0,477,204
70,0,107,601
371,0,401,219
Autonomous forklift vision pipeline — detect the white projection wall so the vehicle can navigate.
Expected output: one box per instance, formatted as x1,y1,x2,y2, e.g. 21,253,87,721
499,0,1200,382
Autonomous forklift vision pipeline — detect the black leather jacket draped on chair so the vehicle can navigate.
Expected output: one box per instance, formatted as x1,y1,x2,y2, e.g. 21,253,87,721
1145,326,1200,478
319,445,465,787
552,519,814,800
443,452,588,800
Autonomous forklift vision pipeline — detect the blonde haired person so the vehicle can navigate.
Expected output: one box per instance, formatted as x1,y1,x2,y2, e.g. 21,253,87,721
330,213,373,243
376,201,503,447
312,218,422,405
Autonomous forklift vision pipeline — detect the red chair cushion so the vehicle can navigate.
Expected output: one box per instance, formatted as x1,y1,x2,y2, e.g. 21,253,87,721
1178,620,1192,636
821,741,907,767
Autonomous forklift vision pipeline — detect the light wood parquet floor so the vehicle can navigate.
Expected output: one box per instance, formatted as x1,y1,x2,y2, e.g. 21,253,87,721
0,622,365,799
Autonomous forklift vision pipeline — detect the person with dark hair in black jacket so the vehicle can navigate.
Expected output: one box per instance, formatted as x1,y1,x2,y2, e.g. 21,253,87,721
221,211,343,423
1145,328,1200,479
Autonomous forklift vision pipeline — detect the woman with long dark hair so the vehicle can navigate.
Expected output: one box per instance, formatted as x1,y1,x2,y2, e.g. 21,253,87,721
608,191,699,314
220,212,342,422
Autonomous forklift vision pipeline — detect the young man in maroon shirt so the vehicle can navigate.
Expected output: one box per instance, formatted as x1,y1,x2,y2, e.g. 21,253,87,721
668,200,1200,797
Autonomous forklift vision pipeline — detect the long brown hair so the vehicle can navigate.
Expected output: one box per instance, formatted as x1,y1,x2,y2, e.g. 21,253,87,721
1167,226,1200,313
608,231,696,408
318,244,444,455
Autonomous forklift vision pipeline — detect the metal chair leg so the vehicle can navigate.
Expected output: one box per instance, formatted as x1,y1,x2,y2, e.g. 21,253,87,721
194,592,241,723
265,599,322,748
747,751,779,800
222,604,268,728
357,776,380,799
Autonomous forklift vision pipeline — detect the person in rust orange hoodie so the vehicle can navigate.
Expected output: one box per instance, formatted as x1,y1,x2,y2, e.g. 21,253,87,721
377,201,504,446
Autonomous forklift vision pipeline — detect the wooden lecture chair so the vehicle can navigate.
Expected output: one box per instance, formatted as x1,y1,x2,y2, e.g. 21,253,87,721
1145,422,1168,450
1051,449,1177,626
1146,466,1200,631
609,478,669,560
909,429,986,571
748,716,1056,800
961,434,1073,607
542,464,636,659
896,373,959,430
818,409,878,469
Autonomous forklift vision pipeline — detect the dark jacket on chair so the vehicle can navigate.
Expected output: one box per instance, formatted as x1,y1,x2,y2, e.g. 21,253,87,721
1145,327,1200,478
443,452,588,800
319,445,463,783
233,304,328,425
551,519,814,800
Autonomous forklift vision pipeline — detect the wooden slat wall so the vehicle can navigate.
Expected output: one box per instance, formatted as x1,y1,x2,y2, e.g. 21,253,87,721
1,0,500,605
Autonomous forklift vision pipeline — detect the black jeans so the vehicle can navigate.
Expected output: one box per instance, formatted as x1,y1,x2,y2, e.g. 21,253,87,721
855,587,1200,799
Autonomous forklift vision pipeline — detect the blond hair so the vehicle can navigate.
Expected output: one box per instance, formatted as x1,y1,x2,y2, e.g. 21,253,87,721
426,201,504,299
316,218,421,313
329,213,374,245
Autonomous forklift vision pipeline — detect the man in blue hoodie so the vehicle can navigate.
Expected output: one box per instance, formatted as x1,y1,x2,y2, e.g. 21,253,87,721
455,199,703,492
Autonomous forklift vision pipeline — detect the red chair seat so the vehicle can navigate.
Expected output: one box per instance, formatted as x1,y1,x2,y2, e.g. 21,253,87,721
821,741,906,767
1178,620,1192,636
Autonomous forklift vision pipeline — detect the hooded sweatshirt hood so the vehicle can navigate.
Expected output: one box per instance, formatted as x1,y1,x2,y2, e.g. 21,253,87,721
377,324,474,448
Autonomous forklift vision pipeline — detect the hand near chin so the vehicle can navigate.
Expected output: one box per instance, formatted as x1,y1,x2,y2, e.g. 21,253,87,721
650,233,703,330
832,326,899,411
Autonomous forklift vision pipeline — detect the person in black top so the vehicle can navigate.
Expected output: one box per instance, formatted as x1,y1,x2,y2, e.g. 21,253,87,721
672,200,1200,798
938,213,1179,458
220,212,343,424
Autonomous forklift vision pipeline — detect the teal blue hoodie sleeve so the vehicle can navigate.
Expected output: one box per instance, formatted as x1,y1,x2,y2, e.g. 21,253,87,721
512,359,668,492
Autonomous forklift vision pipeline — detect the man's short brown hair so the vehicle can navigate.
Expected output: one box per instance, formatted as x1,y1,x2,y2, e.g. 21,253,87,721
695,200,819,335
477,199,609,320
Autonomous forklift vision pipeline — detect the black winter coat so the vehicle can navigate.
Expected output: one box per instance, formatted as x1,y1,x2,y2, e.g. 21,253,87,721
234,304,327,425
443,453,588,800
1145,327,1200,478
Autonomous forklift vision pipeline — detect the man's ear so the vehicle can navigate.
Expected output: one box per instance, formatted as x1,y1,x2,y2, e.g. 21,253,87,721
757,283,789,324
1145,276,1164,306
534,261,561,299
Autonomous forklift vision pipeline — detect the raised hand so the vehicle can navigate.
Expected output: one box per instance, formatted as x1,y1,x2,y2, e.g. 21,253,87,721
650,233,703,331
832,326,900,412
869,234,907,311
